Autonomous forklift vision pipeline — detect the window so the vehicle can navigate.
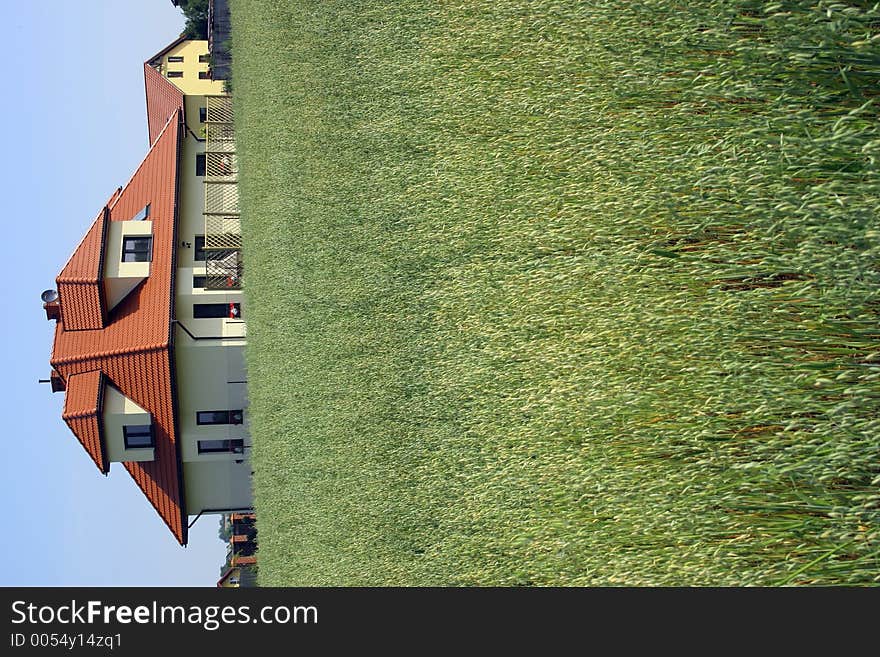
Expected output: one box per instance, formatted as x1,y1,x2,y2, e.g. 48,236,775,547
197,410,244,425
193,275,207,289
132,204,150,221
193,303,242,319
167,71,183,78
198,439,244,454
194,235,232,262
199,71,211,80
194,235,206,261
168,56,184,63
199,54,210,63
199,107,207,123
196,153,206,176
124,425,154,449
122,236,152,262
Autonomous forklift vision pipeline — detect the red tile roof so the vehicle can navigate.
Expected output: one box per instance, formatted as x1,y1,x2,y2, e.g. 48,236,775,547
56,209,107,331
144,63,184,146
62,370,107,473
50,112,186,544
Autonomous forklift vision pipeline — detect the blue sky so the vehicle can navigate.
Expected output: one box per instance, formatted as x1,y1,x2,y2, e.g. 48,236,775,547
0,1,228,586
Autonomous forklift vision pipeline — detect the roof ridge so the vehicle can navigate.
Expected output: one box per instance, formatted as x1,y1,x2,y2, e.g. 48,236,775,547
62,409,99,420
55,208,106,283
144,34,189,66
51,342,168,367
56,276,100,285
111,108,181,210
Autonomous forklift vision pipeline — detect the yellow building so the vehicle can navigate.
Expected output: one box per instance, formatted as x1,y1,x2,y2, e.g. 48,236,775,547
147,37,225,97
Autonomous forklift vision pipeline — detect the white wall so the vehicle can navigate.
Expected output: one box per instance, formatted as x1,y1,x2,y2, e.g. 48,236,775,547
173,101,252,514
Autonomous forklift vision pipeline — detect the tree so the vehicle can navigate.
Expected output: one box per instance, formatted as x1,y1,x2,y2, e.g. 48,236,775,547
217,513,233,542
177,0,209,40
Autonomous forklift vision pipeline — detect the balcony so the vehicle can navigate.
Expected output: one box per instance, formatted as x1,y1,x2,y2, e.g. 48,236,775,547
205,250,243,290
204,95,242,289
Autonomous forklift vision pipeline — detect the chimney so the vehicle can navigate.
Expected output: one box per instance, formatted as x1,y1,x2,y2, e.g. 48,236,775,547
44,301,61,321
41,289,60,321
50,371,66,393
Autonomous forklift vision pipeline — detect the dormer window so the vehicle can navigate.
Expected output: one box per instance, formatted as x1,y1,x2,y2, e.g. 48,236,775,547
123,424,154,449
132,204,150,221
104,385,155,463
122,236,152,262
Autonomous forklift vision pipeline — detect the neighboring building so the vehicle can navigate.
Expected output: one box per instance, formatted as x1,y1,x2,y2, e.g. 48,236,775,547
145,36,223,98
43,38,248,545
217,511,258,586
217,564,257,588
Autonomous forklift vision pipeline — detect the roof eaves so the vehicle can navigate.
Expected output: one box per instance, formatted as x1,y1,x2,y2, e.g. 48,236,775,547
50,342,168,369
96,207,109,325
96,373,109,475
144,34,189,67
168,114,188,546
119,107,182,204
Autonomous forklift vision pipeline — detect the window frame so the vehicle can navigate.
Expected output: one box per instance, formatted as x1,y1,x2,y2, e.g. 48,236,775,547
121,236,152,263
194,235,237,263
194,235,206,262
131,204,150,221
197,410,244,426
193,303,242,319
197,439,245,454
123,424,154,449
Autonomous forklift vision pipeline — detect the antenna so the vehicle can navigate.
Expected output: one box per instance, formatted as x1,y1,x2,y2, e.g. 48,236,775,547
40,289,59,303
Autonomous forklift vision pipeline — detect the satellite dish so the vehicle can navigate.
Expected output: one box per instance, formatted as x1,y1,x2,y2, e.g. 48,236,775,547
40,289,59,303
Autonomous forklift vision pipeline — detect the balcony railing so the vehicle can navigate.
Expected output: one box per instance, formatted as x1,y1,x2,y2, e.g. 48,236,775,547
204,94,242,288
206,250,243,290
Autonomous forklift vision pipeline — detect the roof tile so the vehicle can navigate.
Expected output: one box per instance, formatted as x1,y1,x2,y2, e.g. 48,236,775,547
56,210,107,331
144,63,184,146
62,370,107,473
50,113,186,544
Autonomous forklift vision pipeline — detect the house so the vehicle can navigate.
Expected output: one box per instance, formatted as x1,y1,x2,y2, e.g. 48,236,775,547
217,565,257,588
217,511,258,586
42,37,248,545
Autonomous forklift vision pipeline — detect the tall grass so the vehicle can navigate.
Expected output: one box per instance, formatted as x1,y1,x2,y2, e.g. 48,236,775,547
231,0,880,585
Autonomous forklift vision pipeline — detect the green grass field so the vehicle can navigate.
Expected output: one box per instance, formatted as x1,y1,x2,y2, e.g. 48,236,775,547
230,0,880,585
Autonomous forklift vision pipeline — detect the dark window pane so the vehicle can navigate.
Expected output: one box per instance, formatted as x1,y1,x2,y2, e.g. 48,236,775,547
199,71,210,80
199,107,207,123
167,71,183,78
168,56,184,63
124,425,153,449
193,303,242,319
197,411,227,424
122,236,152,263
196,153,206,176
193,275,207,289
194,238,231,263
132,204,150,221
199,54,210,63
197,410,244,425
198,439,244,454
